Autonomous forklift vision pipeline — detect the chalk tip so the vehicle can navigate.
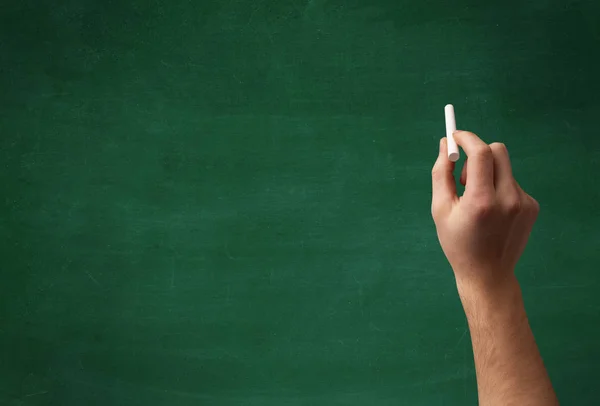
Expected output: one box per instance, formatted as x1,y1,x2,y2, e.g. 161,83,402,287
445,104,454,110
448,152,459,162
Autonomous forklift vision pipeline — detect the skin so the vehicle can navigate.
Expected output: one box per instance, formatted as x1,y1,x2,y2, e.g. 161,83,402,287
431,131,559,406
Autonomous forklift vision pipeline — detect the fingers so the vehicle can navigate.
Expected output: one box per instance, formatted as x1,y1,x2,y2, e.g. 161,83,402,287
489,143,514,191
489,143,522,214
453,131,494,194
460,159,468,186
505,187,540,260
431,138,457,218
518,185,540,221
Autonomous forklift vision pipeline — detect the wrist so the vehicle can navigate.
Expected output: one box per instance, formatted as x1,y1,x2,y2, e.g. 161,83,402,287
455,273,524,321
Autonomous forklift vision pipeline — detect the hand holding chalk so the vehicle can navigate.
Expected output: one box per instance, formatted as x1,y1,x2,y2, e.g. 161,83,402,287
431,131,540,293
445,104,460,162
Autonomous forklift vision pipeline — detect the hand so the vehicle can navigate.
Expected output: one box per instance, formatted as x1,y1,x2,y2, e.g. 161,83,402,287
431,131,540,295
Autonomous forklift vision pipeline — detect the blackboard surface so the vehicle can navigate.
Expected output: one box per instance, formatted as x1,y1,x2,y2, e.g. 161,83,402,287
1,1,599,404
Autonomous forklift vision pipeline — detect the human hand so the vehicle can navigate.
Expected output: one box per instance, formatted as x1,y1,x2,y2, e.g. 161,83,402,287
431,131,539,296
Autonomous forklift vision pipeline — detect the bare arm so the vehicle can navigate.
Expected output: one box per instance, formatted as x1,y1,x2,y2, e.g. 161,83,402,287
431,131,559,406
460,277,557,406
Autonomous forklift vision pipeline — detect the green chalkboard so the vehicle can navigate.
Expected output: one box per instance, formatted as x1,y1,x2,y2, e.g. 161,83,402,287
1,0,599,404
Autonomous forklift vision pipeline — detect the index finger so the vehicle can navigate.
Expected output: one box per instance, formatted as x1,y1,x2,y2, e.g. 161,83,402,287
453,131,494,194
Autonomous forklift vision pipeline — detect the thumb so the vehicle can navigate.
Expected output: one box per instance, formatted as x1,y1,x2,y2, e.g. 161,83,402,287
432,138,457,217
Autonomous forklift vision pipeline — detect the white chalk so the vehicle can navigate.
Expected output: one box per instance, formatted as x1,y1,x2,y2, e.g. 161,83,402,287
444,104,459,162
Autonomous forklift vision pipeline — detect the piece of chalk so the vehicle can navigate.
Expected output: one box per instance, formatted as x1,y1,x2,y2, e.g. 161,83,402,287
444,104,460,162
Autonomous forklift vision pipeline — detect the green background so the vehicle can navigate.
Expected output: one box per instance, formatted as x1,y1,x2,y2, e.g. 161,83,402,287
1,0,599,404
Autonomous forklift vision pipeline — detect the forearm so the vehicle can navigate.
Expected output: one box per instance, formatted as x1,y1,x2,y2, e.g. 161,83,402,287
458,275,558,406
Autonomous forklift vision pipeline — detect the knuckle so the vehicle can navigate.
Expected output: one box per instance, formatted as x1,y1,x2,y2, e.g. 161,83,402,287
431,203,443,223
490,142,508,153
474,145,493,160
504,196,522,215
432,199,451,223
455,130,478,139
431,164,443,179
470,196,495,218
528,197,540,215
